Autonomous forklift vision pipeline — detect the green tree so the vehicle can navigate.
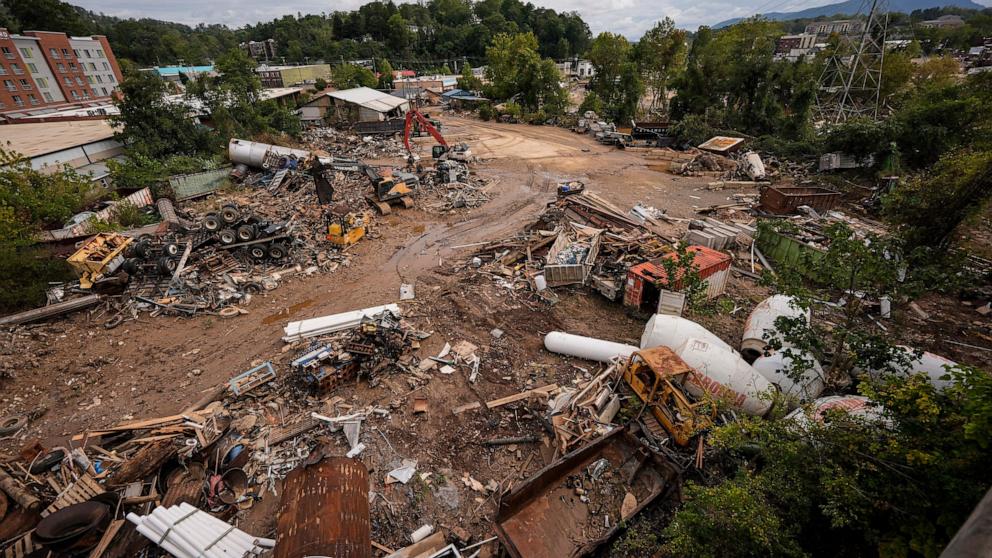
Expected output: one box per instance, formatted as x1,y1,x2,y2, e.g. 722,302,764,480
589,32,644,123
457,63,482,92
110,70,214,159
333,64,378,89
0,149,94,312
377,58,395,89
314,77,328,91
485,32,566,114
634,18,687,115
577,91,603,115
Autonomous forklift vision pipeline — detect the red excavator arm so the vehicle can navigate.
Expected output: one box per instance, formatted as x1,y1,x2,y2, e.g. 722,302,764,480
403,109,448,154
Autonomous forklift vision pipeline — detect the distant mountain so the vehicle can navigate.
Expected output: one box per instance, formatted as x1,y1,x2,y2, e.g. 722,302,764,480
713,0,987,28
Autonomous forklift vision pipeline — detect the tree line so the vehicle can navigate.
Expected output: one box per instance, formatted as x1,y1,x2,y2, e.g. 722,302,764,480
0,0,591,70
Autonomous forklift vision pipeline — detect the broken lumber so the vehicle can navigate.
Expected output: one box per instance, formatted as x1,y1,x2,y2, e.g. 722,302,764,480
107,440,177,487
452,384,559,415
0,467,42,511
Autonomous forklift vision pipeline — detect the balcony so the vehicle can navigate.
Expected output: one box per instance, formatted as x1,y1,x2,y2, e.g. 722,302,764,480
29,99,39,105
20,84,32,90
14,100,24,107
12,68,23,75
5,86,16,92
3,53,14,60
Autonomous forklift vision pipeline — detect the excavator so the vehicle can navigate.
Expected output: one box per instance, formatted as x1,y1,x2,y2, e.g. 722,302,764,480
403,109,472,164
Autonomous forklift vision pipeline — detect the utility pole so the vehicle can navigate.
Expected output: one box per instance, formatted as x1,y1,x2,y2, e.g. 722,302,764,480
815,0,889,124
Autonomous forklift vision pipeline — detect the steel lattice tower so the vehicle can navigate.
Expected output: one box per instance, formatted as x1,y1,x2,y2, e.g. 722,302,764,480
815,0,889,124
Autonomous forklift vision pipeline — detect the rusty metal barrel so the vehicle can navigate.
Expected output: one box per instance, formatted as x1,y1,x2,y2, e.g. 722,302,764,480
274,457,371,558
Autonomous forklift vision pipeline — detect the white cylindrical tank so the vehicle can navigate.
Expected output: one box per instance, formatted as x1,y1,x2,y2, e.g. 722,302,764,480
544,332,638,363
785,395,886,427
228,139,311,168
741,295,808,361
854,346,958,390
641,314,735,354
674,337,774,416
744,151,766,180
752,350,825,404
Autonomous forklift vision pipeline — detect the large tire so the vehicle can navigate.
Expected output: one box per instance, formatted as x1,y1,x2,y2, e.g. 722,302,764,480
122,258,140,275
131,239,151,259
157,257,178,275
203,213,221,232
236,225,256,242
220,205,239,224
219,229,237,245
163,242,180,257
249,245,267,260
267,242,289,260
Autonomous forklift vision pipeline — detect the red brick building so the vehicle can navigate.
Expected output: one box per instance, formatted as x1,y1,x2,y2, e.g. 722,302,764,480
0,27,123,116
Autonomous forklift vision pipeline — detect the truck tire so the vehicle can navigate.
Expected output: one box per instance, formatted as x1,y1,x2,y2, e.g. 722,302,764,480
157,257,178,275
163,242,180,257
219,229,237,245
236,225,256,242
249,245,267,260
203,213,221,231
122,258,140,275
220,205,239,224
267,242,289,260
131,239,151,259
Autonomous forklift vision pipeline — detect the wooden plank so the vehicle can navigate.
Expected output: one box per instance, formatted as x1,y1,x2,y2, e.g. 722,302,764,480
452,384,559,415
89,519,124,558
72,413,194,441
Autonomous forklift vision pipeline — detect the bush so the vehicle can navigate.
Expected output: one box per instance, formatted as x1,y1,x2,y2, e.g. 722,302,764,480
523,110,547,124
314,77,327,91
478,103,493,121
671,114,718,146
501,101,523,119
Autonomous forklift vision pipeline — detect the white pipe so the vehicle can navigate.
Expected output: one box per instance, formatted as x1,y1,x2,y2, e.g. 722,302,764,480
674,337,775,416
641,314,735,354
148,508,215,558
175,504,257,555
544,331,638,363
130,514,197,558
282,303,401,342
150,506,254,558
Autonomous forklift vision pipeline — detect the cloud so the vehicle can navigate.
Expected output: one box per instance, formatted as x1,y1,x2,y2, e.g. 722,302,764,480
67,0,992,38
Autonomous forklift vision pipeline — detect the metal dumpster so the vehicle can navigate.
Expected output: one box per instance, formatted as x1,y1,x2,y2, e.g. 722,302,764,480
760,186,841,214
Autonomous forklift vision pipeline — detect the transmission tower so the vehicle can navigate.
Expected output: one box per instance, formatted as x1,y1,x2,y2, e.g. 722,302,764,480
815,0,889,124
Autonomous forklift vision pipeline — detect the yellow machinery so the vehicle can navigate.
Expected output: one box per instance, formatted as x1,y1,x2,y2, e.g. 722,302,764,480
67,233,133,288
621,347,716,446
363,165,413,215
326,211,371,247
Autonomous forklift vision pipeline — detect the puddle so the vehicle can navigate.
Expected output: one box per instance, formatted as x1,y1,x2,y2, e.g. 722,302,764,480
262,299,315,325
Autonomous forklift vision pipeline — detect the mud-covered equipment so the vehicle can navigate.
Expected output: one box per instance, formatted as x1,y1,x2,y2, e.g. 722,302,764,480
620,347,716,446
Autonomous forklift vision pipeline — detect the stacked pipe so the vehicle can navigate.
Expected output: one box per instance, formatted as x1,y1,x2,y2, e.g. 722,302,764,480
282,304,401,342
126,503,275,558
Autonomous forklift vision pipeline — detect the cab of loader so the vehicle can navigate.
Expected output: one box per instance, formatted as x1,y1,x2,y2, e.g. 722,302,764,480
621,347,716,446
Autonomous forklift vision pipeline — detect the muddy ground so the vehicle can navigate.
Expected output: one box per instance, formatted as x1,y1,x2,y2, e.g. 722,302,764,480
1,114,989,554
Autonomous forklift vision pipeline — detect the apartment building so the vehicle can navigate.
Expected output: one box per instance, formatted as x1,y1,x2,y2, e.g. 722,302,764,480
0,27,123,116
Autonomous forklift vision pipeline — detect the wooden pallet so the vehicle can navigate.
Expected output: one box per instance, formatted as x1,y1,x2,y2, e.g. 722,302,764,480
2,532,48,558
41,474,104,517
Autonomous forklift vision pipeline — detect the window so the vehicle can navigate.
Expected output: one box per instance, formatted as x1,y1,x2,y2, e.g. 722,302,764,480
18,79,30,89
82,91,89,99
3,79,15,91
102,62,110,71
70,90,79,99
49,48,60,58
75,77,83,85
1,47,13,59
0,65,6,75
69,63,77,71
87,75,94,84
19,47,31,58
95,75,103,83
106,74,115,84
43,91,53,102
11,63,22,74
0,100,5,108
61,48,69,56
28,93,38,105
64,77,72,86
57,63,65,73
96,49,104,58
100,87,108,96
36,77,47,88
12,95,23,106
84,49,91,57
73,49,80,57
27,63,37,73
89,62,97,71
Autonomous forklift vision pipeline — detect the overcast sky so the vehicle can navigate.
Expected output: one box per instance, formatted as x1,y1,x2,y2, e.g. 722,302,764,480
70,0,992,37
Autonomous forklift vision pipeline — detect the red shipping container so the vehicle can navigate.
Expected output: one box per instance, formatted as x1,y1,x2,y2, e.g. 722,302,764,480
624,246,731,310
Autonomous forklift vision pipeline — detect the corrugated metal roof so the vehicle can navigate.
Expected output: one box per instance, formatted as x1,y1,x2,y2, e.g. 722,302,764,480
328,87,408,113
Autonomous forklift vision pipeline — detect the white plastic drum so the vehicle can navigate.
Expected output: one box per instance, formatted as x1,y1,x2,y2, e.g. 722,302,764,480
674,337,774,416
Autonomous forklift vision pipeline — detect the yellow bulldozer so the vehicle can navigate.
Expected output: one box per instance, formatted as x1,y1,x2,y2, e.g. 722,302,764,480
620,347,716,446
67,233,133,289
